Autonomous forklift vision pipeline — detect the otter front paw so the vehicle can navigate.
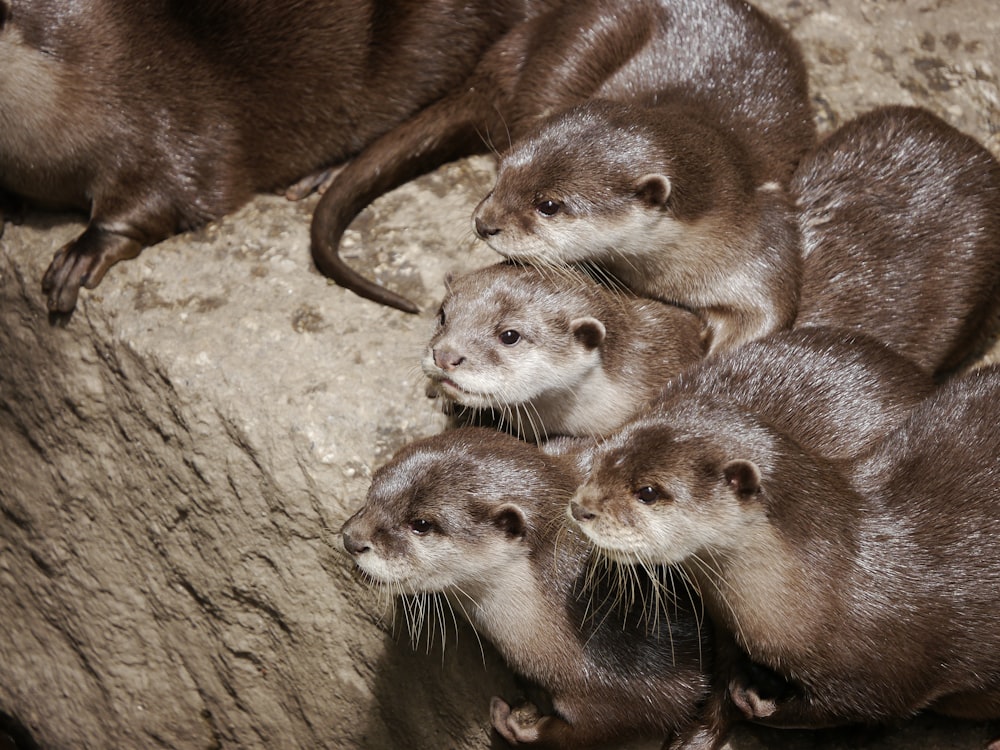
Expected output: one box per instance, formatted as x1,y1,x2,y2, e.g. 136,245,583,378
729,682,777,719
491,696,546,746
41,225,143,313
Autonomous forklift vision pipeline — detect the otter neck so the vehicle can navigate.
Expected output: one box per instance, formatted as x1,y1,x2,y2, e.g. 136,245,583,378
533,364,635,438
683,519,844,669
448,550,582,684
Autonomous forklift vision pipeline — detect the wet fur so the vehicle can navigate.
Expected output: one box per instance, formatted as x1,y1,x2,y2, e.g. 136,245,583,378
422,263,707,441
312,0,814,314
0,0,535,312
792,105,1000,378
341,428,710,748
572,366,1000,747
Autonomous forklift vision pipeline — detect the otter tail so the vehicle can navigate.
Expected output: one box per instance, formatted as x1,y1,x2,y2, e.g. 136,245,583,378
310,88,499,313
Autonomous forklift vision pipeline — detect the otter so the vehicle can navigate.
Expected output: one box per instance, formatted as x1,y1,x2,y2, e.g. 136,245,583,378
422,262,707,442
569,366,1000,748
791,105,1000,378
474,99,803,354
341,427,711,748
311,0,814,316
0,0,544,313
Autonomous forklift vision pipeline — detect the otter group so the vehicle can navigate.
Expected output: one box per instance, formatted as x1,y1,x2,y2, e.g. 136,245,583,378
339,0,1000,748
6,1,999,748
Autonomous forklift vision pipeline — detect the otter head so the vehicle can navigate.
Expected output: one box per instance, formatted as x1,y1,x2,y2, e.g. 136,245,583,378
473,101,684,266
422,264,607,413
341,429,561,597
567,415,767,567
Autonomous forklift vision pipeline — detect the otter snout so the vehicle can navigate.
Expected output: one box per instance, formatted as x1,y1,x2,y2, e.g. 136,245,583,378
569,500,596,523
342,530,371,556
433,346,466,371
474,215,501,239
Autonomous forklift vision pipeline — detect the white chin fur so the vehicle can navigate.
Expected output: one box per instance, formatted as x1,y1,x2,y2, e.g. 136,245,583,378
353,554,423,588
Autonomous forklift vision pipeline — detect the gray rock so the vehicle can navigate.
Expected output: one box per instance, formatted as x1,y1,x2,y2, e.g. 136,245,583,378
1,1,997,748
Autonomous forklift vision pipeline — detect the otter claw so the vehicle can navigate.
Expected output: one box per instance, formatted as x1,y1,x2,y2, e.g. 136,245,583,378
41,225,143,313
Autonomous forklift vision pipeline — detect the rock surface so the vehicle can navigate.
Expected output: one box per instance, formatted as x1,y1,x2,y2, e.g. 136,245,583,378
1,1,998,748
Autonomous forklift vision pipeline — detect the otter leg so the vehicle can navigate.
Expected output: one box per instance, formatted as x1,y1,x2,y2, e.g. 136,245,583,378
41,223,145,313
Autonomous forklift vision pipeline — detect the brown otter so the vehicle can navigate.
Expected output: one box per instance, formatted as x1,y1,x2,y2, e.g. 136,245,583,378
474,99,803,354
791,105,1000,378
311,0,814,315
422,262,708,441
0,0,545,313
341,427,711,748
569,365,1000,748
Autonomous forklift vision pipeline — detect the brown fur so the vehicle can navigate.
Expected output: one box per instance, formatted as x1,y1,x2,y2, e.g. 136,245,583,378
422,262,707,441
570,366,1000,748
474,100,804,354
658,326,934,461
791,105,1000,378
0,0,539,312
341,427,711,748
311,0,814,315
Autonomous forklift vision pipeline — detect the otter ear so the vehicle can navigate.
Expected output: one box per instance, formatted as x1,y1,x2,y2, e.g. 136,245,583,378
492,503,528,540
635,173,672,208
723,460,761,500
571,317,606,350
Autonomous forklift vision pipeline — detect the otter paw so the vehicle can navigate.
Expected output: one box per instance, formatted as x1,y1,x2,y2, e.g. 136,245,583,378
491,696,545,745
284,164,343,200
729,680,777,719
41,225,143,313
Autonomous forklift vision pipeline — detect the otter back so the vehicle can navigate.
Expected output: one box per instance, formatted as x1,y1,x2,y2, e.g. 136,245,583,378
792,106,1000,377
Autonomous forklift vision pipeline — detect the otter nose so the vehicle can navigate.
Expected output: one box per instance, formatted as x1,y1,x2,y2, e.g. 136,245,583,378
474,215,500,239
569,501,596,523
433,347,465,370
342,531,371,556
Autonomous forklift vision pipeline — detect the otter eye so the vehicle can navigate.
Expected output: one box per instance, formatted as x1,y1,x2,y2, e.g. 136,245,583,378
499,329,521,346
535,199,561,217
410,519,433,535
636,486,661,505
437,306,446,327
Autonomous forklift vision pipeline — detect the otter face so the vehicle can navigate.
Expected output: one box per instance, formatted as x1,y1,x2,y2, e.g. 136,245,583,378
341,440,531,596
421,266,606,412
472,103,682,268
567,422,764,566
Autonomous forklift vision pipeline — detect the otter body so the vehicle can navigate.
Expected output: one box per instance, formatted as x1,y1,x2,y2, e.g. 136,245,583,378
341,427,710,748
422,263,707,441
313,0,814,315
792,105,1000,377
0,0,537,312
570,366,1000,747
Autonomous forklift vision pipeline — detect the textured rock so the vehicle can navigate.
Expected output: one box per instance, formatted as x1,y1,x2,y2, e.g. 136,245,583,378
0,1,998,749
